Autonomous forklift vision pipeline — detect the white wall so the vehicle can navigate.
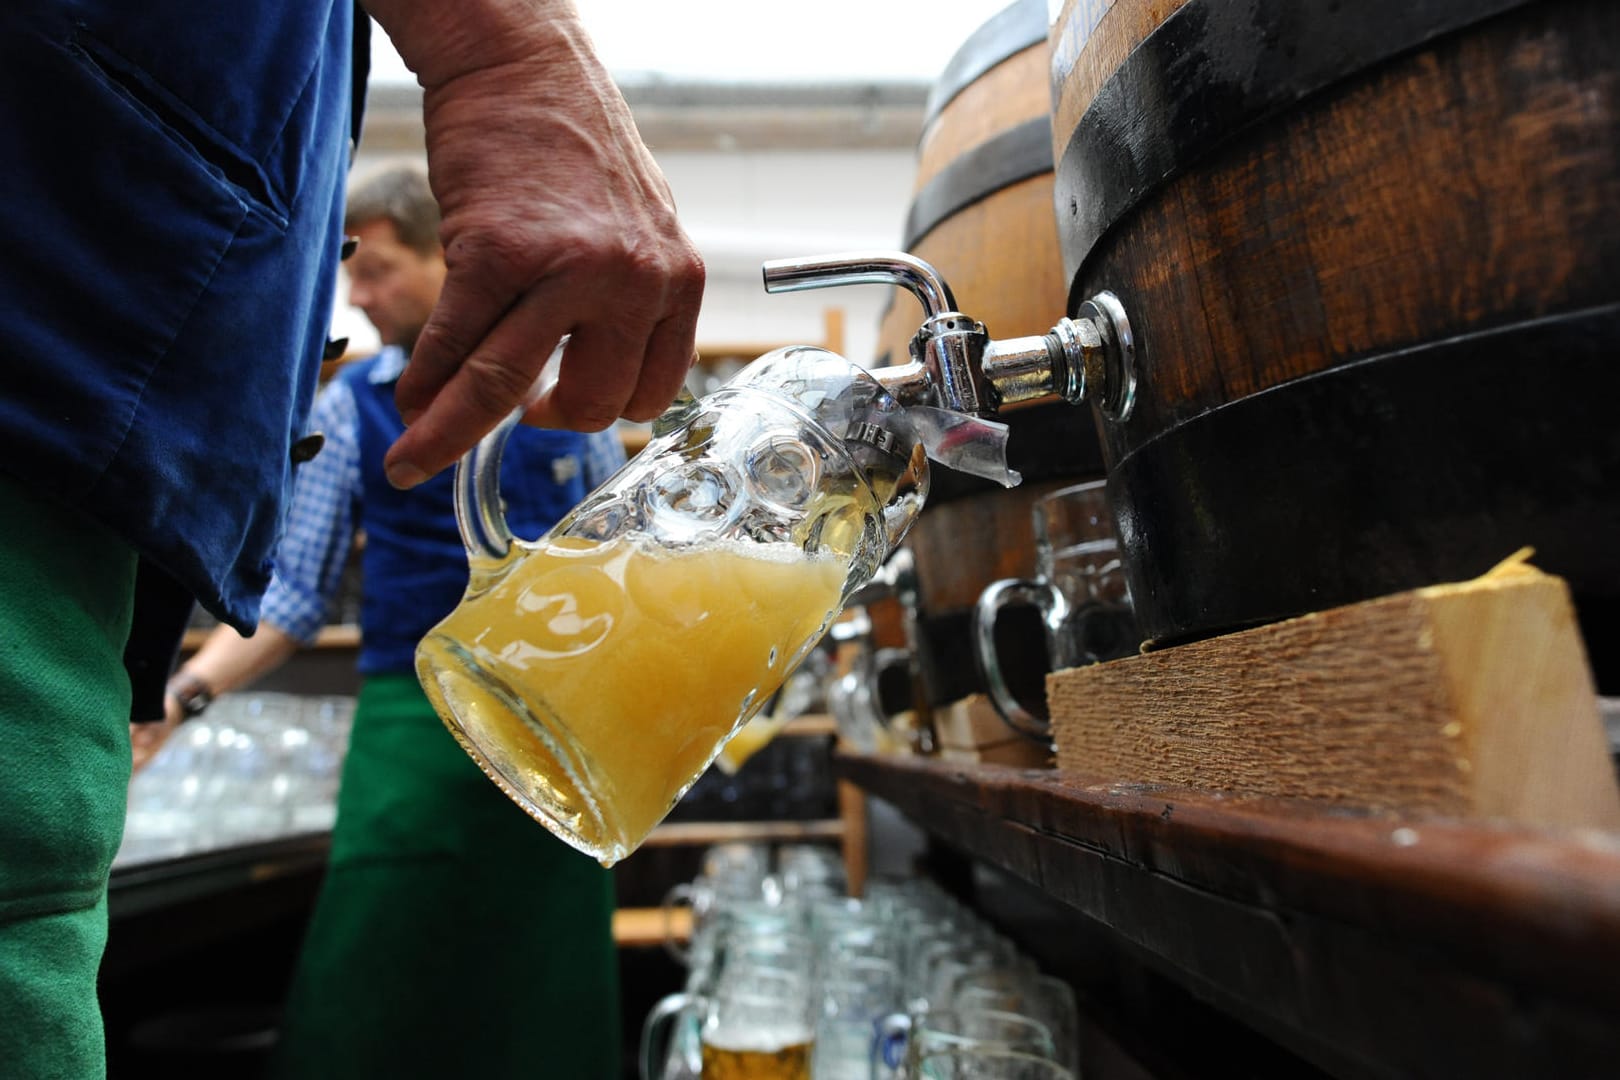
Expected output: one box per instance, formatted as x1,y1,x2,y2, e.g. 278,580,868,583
338,144,923,370
659,148,918,365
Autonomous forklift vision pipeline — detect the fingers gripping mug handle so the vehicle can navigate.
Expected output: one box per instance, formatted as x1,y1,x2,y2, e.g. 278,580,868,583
974,578,1068,741
454,408,523,561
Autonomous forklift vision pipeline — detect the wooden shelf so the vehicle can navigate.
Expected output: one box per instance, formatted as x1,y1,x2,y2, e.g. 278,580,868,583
782,713,838,738
613,905,691,949
836,751,1620,1078
640,819,845,849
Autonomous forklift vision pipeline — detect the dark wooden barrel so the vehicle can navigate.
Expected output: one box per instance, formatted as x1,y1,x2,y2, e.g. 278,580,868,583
880,0,1110,707
1051,0,1620,690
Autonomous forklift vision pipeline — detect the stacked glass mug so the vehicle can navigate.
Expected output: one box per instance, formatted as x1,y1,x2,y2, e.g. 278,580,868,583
642,844,1080,1079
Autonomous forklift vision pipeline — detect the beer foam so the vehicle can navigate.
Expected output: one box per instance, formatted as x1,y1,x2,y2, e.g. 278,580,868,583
704,1023,815,1053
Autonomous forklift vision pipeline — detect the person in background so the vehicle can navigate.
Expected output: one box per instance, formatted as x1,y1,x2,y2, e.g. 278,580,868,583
137,165,628,1078
0,1,702,1075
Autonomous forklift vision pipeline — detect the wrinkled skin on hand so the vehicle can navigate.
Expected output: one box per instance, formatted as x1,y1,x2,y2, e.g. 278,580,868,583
364,0,705,488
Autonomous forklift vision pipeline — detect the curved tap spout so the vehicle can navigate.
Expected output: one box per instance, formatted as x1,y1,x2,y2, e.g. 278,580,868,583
764,250,984,412
762,250,957,318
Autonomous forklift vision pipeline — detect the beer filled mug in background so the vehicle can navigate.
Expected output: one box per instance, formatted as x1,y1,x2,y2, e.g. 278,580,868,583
416,346,928,865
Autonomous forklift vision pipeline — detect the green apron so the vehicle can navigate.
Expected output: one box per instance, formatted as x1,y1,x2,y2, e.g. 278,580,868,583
272,674,621,1078
0,476,137,1080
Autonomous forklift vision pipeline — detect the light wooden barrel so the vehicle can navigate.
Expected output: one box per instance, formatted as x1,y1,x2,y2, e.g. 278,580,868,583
882,0,1111,707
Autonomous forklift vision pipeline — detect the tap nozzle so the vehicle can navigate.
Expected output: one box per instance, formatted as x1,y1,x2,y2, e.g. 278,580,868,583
762,250,1135,422
989,292,1136,420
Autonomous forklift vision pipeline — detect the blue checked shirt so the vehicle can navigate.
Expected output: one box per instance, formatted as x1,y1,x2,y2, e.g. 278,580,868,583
260,346,627,644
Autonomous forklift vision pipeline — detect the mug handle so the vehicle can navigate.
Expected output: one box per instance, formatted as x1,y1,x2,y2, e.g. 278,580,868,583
973,578,1069,742
829,670,876,750
453,407,524,562
862,647,915,735
639,991,700,1080
659,882,697,965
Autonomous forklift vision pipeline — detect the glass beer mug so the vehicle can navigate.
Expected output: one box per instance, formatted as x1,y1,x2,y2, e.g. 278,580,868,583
973,480,1138,741
416,345,928,865
416,250,1137,866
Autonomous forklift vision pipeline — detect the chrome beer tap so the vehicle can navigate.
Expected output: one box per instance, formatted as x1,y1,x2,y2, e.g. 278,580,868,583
761,250,1136,422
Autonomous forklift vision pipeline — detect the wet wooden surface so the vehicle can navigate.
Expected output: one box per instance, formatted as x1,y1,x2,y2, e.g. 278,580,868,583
838,751,1620,1078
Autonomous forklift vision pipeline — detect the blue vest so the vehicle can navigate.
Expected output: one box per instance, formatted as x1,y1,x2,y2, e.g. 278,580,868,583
344,358,592,675
0,1,354,631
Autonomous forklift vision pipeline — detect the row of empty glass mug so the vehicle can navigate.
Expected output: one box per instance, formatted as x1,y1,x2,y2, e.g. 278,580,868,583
643,842,1081,1079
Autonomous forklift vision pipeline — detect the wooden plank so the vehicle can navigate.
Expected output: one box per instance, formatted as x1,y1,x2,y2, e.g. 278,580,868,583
638,819,845,849
837,780,869,898
1049,559,1620,830
613,905,690,950
935,693,1055,769
782,714,838,739
835,752,1620,1078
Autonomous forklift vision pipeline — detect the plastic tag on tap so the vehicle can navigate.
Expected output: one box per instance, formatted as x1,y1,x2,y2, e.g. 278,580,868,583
899,404,1022,488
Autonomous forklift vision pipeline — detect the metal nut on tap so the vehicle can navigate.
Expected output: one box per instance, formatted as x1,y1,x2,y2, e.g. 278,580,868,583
760,249,1135,421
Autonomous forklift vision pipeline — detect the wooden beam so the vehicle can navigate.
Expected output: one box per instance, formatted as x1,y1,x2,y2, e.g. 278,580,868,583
613,905,690,950
1049,558,1620,829
638,819,845,849
837,779,868,898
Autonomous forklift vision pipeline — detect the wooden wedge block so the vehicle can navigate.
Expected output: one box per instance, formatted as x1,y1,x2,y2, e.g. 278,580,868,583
935,694,1054,769
1048,554,1620,828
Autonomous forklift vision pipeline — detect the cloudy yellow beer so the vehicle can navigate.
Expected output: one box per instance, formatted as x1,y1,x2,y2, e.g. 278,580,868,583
417,535,847,865
713,710,790,775
700,1036,813,1080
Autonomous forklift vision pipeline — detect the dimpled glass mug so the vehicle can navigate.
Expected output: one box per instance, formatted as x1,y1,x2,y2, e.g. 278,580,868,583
973,479,1138,741
416,346,928,865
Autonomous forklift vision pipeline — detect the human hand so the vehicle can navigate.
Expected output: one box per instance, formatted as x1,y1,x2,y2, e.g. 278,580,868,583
365,0,705,489
130,693,185,774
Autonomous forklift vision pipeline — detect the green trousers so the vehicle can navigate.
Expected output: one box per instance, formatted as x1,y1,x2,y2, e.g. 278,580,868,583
0,476,138,1080
272,673,621,1079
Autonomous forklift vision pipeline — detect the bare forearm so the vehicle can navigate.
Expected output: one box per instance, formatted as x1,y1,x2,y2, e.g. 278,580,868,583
134,620,303,771
176,621,303,698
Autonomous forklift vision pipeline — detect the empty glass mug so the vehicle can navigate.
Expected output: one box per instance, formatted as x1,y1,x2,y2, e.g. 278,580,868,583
972,480,1137,740
916,1046,1075,1080
416,345,928,865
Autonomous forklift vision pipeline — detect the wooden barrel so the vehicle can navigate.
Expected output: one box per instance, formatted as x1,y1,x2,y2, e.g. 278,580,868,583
874,0,1063,374
1051,0,1620,689
879,0,1111,707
